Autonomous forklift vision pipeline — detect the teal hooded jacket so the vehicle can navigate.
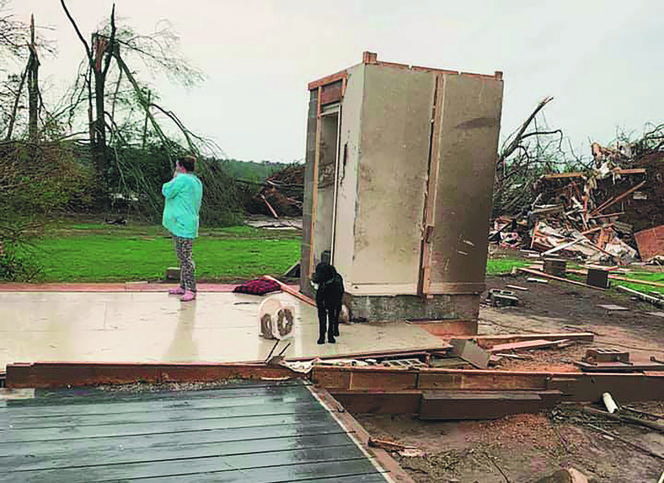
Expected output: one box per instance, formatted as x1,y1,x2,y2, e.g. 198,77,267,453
162,173,203,239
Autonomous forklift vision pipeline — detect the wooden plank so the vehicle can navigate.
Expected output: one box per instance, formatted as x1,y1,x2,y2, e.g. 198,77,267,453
330,391,422,415
566,268,664,288
308,69,348,91
417,74,444,296
6,362,304,389
419,390,547,420
449,332,594,348
307,86,323,279
310,386,415,483
263,275,317,307
350,370,418,391
549,373,664,402
417,369,548,391
409,319,477,337
574,361,664,373
313,366,420,391
488,339,564,353
517,267,605,290
590,180,647,216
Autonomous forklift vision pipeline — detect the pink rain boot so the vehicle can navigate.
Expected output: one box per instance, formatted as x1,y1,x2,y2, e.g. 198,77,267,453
181,290,196,302
168,287,185,295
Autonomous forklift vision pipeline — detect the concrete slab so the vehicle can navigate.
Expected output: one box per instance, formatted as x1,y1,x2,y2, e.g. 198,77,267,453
0,292,443,371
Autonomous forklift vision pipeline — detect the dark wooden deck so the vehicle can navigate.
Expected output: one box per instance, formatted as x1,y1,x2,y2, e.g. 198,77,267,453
1,381,388,482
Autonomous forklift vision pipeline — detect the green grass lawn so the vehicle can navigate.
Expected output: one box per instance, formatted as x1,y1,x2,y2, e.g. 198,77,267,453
13,220,664,295
31,222,300,283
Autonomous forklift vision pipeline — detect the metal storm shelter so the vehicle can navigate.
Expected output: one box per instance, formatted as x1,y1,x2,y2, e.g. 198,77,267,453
301,52,504,327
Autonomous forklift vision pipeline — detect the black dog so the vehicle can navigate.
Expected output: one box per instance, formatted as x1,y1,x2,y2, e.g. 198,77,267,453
312,262,344,344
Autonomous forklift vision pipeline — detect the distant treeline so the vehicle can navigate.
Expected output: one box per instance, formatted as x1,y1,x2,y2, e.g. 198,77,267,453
216,159,299,184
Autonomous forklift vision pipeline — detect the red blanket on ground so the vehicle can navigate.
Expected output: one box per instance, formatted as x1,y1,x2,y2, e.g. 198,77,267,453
233,279,281,295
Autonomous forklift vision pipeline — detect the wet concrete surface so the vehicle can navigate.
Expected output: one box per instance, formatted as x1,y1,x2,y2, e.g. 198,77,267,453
0,292,443,371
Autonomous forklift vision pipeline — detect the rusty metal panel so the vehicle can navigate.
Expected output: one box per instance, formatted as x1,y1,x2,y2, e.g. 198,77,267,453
634,224,664,261
429,74,504,293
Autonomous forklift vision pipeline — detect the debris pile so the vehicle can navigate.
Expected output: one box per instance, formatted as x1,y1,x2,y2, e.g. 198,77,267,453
247,164,304,218
491,133,664,264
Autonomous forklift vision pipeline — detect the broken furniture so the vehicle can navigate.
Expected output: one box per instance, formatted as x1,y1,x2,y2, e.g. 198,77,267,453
300,51,504,332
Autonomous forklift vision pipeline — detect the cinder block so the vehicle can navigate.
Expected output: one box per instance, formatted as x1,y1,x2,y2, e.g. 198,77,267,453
165,267,181,280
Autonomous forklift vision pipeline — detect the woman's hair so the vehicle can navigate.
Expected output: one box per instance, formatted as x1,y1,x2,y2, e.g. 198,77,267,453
178,155,197,173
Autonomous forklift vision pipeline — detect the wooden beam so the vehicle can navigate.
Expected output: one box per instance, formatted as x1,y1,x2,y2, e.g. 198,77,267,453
591,180,647,216
449,332,594,348
518,267,605,290
309,386,416,483
418,74,444,296
6,362,304,389
263,275,316,307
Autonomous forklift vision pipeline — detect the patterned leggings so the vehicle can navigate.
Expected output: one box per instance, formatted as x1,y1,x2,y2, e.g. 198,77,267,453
174,237,196,292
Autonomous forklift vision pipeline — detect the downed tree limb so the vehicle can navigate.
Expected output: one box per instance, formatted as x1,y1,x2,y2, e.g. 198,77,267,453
497,96,554,168
518,268,605,290
585,423,664,461
582,406,664,434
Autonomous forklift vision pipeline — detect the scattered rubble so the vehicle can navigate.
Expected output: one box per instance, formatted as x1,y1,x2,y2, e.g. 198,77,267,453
491,137,664,265
247,164,304,218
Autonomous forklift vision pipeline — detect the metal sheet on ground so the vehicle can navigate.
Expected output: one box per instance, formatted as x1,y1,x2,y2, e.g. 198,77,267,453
1,380,388,482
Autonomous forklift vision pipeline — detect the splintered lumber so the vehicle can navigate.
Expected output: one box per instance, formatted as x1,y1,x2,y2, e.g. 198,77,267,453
368,438,406,452
574,361,664,373
590,180,647,216
488,339,567,353
262,275,316,307
617,285,664,308
451,332,594,348
518,267,605,290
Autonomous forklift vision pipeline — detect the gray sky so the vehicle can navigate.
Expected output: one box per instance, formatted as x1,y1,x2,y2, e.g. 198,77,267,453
7,0,664,162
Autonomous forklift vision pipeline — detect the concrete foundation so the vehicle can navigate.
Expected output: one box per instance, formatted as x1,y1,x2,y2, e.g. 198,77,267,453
347,293,480,323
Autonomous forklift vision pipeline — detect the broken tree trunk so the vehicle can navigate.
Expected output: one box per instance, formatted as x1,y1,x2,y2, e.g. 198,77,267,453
4,66,27,141
27,14,39,143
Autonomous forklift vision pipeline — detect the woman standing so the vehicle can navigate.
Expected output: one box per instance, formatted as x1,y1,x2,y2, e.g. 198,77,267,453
162,155,203,301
